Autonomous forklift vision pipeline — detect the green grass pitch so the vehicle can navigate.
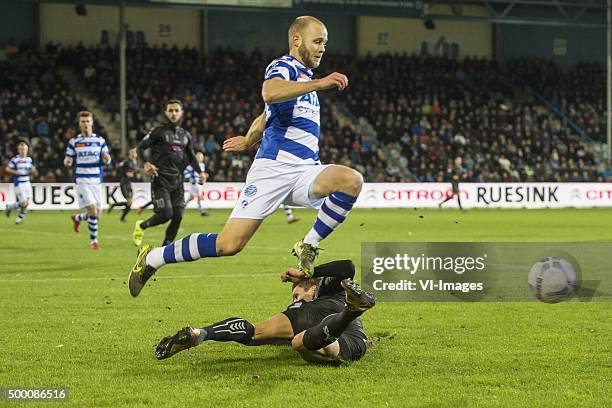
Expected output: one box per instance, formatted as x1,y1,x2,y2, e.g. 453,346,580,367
0,208,610,407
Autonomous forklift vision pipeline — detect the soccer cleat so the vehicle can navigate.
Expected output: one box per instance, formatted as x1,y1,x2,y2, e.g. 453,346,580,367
5,206,11,218
200,210,209,217
128,244,156,297
155,327,197,360
341,279,376,312
90,242,100,250
132,220,145,247
70,214,81,233
136,207,144,215
287,217,300,224
15,218,22,225
291,240,319,278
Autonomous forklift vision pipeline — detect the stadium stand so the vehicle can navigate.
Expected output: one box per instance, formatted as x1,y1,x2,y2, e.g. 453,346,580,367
1,43,609,183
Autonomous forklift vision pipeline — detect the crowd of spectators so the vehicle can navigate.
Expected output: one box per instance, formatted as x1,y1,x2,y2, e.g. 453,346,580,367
340,53,605,182
1,42,609,184
60,44,387,182
508,58,605,144
0,43,109,183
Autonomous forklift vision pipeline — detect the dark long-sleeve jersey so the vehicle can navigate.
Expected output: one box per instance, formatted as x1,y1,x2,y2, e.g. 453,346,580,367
284,260,365,337
137,124,200,188
118,158,137,184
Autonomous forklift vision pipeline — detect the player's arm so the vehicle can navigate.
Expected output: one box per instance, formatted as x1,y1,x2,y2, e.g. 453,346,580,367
101,142,111,165
64,140,75,167
4,162,18,175
262,73,348,104
223,111,266,152
137,128,159,176
281,260,355,295
30,166,38,177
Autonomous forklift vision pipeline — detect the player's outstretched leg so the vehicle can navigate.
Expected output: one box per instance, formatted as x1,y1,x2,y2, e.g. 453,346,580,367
155,327,197,360
136,201,152,216
132,220,145,246
70,212,88,233
155,317,255,360
197,199,208,216
128,244,157,297
127,219,260,297
5,202,19,218
15,206,28,225
438,195,452,208
294,165,362,276
304,279,375,348
87,214,99,250
283,205,299,224
119,203,131,222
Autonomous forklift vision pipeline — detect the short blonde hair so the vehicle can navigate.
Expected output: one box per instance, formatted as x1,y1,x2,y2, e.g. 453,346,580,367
77,110,93,120
288,16,325,49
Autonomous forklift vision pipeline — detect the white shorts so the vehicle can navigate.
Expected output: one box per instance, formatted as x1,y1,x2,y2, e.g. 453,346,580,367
189,183,201,198
76,184,102,209
230,159,331,220
15,183,32,202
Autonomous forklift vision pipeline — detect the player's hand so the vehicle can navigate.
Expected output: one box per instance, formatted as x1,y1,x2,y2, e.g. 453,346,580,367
223,136,248,152
198,172,208,185
144,162,159,177
316,72,349,91
280,267,306,283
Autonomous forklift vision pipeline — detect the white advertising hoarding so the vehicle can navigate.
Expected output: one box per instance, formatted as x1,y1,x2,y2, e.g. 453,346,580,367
1,183,612,210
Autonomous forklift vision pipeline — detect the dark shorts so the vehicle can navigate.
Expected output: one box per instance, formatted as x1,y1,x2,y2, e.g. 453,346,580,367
283,301,367,363
338,328,368,362
120,180,133,199
151,179,185,214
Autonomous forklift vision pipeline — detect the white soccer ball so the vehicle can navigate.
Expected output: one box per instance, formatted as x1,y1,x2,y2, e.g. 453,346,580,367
528,257,577,303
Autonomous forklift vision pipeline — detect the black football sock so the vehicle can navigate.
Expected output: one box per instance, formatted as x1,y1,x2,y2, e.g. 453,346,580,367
141,211,170,229
120,205,131,221
457,196,463,210
302,309,363,350
196,317,255,345
439,196,452,206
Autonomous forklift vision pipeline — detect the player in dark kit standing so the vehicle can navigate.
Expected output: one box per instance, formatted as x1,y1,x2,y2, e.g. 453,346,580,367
438,172,463,210
132,100,205,246
108,147,138,221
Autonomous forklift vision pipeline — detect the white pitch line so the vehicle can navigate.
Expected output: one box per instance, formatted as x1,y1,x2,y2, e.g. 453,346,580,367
0,272,274,283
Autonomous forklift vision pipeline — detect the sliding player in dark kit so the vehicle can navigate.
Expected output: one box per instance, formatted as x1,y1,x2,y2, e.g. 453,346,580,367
155,260,375,365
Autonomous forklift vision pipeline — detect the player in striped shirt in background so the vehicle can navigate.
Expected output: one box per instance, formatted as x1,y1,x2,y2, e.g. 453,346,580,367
4,141,38,224
64,111,112,250
183,151,209,217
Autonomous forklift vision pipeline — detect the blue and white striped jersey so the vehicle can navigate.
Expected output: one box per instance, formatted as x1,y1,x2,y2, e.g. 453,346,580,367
257,54,321,165
8,155,33,186
64,134,110,185
183,163,205,184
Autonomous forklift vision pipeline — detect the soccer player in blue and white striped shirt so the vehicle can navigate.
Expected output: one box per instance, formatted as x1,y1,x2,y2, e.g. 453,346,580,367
64,111,111,250
129,16,363,297
4,141,37,224
183,152,208,216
